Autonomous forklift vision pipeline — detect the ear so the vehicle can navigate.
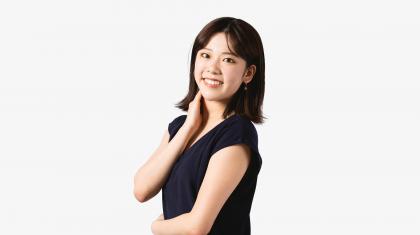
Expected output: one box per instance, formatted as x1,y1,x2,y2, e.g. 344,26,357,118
243,65,256,84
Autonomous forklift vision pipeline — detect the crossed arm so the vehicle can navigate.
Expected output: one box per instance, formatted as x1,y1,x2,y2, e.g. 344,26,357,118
151,144,251,235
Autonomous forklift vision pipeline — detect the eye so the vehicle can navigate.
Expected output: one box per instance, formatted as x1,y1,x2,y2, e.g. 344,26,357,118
223,58,235,63
200,52,209,58
199,52,235,63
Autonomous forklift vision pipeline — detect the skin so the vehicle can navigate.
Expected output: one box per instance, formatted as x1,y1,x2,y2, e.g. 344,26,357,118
150,32,258,235
184,32,257,149
193,32,256,126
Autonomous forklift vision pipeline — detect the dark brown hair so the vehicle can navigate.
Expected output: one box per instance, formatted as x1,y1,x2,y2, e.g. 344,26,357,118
175,17,266,124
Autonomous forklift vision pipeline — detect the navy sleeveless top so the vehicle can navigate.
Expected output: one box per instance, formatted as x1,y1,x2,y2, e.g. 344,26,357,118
162,113,263,235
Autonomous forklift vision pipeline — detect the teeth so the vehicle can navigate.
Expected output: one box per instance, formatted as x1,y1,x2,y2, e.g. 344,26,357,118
204,78,223,85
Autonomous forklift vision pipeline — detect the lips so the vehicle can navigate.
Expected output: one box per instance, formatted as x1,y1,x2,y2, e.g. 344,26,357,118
203,78,223,88
202,77,224,84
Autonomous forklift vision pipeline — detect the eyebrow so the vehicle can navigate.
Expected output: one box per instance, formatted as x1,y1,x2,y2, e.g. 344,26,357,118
201,48,239,57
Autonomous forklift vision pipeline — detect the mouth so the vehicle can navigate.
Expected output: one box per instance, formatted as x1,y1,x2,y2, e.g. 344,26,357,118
202,77,224,87
202,77,224,84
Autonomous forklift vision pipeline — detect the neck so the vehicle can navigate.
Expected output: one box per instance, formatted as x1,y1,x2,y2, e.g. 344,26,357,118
201,98,232,123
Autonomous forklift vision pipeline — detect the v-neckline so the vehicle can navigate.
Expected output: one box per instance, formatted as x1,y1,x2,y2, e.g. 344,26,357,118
181,114,238,155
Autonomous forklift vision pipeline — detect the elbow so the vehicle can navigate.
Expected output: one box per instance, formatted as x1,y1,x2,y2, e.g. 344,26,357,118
133,189,146,203
187,221,210,235
185,212,211,235
187,228,208,235
133,185,148,203
133,173,155,203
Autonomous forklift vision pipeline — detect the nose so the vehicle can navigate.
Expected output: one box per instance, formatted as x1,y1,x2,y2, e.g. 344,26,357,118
206,61,221,75
207,69,220,75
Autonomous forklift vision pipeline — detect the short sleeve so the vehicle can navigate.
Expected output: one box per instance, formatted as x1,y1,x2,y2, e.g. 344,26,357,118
210,118,262,173
211,118,257,155
168,115,187,142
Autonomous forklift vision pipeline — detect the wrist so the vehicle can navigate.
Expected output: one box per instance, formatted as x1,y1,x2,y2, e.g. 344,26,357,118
180,124,197,137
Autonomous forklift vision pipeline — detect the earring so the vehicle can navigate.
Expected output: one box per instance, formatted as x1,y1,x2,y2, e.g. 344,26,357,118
244,82,248,91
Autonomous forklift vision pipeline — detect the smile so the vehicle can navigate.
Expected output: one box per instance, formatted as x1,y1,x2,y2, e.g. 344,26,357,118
203,78,223,88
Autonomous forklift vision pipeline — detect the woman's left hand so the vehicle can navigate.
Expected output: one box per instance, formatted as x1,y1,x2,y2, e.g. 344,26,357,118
151,213,165,234
155,213,164,221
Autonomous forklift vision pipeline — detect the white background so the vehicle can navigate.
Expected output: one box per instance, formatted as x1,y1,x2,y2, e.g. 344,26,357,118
1,0,419,234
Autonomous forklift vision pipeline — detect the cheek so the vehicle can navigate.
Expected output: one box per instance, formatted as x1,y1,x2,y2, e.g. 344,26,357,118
194,61,204,77
194,70,201,83
223,69,243,84
227,80,243,93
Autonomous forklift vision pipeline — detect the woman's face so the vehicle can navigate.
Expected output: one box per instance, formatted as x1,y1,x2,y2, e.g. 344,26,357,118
194,32,252,102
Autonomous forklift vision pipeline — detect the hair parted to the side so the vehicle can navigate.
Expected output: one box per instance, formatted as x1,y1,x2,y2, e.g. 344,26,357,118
175,16,266,124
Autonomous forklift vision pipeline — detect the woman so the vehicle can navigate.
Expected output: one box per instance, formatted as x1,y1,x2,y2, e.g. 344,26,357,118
134,16,266,235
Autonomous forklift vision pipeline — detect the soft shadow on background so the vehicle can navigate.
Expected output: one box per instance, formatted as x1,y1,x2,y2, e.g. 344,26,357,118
0,0,419,234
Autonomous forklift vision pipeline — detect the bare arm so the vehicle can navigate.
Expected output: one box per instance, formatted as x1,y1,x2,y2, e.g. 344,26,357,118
134,90,203,203
149,144,251,235
133,124,194,203
151,212,199,235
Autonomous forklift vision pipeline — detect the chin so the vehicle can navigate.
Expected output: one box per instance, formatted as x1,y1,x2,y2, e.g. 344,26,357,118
202,92,231,103
200,92,216,101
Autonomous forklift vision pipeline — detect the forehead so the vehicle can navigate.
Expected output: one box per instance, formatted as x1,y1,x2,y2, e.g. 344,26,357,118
202,32,236,54
201,32,239,57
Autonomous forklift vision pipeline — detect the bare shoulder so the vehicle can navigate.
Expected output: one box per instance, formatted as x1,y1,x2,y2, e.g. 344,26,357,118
188,144,251,234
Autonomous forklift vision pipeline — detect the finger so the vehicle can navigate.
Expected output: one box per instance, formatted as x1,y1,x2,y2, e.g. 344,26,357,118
196,89,201,97
194,90,201,100
193,92,202,111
